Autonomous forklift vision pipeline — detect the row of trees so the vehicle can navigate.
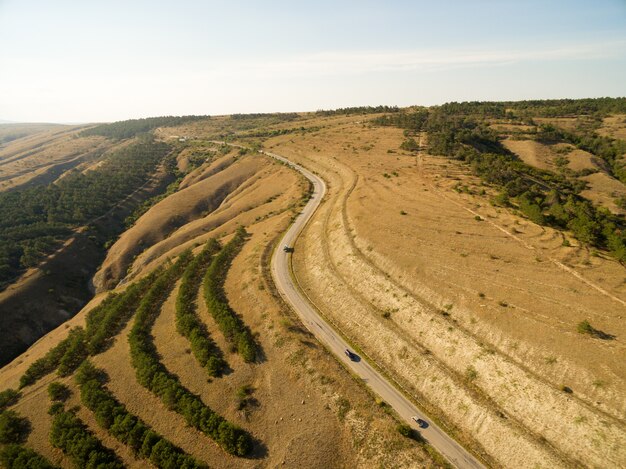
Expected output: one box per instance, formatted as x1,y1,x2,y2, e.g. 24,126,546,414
81,116,208,140
19,273,156,388
316,105,400,116
128,253,253,456
0,139,171,289
203,227,257,363
176,239,227,377
49,405,124,468
0,444,57,469
76,360,205,468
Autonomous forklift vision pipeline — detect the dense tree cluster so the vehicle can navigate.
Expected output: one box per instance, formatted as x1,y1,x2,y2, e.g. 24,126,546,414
176,239,227,377
505,97,626,117
231,112,299,121
373,109,428,130
81,116,208,140
49,405,123,469
203,227,257,363
316,105,400,116
0,444,58,469
76,361,204,468
128,254,252,456
0,139,171,289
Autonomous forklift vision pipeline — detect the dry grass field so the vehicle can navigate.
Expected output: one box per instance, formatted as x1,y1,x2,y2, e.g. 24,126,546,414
0,125,118,191
254,116,626,468
1,117,439,468
1,111,625,468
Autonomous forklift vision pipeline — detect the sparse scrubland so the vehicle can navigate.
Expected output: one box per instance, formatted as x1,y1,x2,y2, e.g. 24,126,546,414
1,100,625,468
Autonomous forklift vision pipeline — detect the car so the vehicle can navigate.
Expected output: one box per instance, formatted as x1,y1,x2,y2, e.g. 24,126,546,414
283,245,294,253
411,416,428,428
345,349,357,360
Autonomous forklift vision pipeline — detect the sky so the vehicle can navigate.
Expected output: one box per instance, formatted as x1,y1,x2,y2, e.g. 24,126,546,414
1,0,625,123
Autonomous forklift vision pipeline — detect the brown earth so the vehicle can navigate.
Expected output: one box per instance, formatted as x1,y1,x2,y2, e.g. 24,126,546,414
1,119,438,468
256,117,626,468
3,112,625,468
0,126,114,192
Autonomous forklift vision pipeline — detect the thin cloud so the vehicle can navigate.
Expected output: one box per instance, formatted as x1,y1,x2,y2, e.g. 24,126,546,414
213,40,626,77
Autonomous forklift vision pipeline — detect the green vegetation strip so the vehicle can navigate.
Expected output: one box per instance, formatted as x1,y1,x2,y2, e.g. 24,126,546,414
76,360,205,468
19,272,156,388
49,405,124,469
81,115,208,140
203,227,257,363
176,239,227,377
128,252,252,457
0,445,58,469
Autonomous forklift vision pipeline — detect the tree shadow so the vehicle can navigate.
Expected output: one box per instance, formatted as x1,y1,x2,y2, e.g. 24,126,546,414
591,328,616,340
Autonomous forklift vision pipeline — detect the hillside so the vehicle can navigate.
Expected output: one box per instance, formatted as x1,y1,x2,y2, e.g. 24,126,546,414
1,101,626,468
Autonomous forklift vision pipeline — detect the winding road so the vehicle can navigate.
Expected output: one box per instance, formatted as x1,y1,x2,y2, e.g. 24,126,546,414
264,150,485,469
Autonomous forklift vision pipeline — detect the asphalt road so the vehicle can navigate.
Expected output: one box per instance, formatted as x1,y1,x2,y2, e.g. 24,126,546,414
264,150,485,469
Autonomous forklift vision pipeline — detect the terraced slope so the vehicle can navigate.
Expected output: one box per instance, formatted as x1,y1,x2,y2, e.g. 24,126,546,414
0,117,436,468
261,118,626,468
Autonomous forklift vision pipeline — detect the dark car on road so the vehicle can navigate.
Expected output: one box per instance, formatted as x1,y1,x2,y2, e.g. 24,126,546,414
412,416,428,428
345,349,358,361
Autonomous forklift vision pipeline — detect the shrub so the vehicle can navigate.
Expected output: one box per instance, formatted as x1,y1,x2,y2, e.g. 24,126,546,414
400,138,419,152
577,320,594,335
47,382,70,402
0,389,20,410
0,410,30,444
397,423,413,438
0,444,57,469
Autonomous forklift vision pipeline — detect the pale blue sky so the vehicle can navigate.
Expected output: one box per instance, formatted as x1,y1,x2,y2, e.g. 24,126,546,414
1,0,625,123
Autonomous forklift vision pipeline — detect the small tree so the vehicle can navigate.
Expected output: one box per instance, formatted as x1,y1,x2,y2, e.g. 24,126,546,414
577,320,594,335
48,382,71,402
0,410,30,444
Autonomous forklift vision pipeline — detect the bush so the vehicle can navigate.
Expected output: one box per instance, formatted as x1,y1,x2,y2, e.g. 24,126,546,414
577,320,593,335
397,423,413,438
0,389,20,410
47,382,71,402
400,138,419,152
0,444,57,469
203,227,257,362
0,410,30,444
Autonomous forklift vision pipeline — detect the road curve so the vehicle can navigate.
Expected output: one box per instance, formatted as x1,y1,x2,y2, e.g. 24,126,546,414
263,149,485,469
